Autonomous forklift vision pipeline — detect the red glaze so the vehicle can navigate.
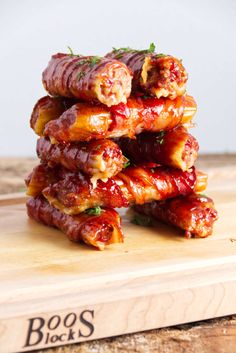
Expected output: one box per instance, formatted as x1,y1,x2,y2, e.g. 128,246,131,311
37,137,125,179
106,49,188,99
134,193,218,238
115,125,199,171
42,53,132,107
26,196,123,250
39,166,197,214
44,95,196,142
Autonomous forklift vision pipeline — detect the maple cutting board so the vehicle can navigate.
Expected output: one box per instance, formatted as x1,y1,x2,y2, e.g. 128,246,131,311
0,189,236,353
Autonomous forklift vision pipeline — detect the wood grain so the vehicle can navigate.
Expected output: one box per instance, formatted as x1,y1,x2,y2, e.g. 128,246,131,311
0,155,236,353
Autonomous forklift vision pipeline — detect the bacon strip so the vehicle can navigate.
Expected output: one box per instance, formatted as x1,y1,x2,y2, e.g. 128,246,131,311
27,196,123,250
37,137,125,181
115,125,199,171
134,193,218,238
106,49,188,99
42,53,132,107
30,96,75,136
43,95,196,143
39,166,197,214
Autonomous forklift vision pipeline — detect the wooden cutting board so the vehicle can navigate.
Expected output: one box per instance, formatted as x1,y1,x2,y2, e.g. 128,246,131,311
0,189,236,353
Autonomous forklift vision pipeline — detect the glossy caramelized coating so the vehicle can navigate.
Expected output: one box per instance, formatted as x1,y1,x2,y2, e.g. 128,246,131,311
134,193,218,238
25,164,59,197
30,96,75,136
42,166,197,214
37,137,125,181
194,171,208,192
42,53,132,107
44,95,196,143
115,125,199,171
106,48,188,99
27,196,123,250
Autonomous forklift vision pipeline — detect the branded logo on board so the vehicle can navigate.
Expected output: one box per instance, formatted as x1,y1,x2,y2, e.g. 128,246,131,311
24,310,94,348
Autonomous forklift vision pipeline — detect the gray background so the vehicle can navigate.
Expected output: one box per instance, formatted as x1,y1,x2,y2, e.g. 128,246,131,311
0,0,235,156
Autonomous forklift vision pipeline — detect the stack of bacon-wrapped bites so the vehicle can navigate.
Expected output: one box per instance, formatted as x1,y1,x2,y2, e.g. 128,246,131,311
26,44,218,250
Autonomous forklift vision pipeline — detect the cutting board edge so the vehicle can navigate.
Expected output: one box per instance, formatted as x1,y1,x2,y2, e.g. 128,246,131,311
0,276,236,353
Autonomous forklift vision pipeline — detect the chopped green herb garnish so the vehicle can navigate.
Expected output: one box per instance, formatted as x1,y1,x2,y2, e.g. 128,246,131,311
68,46,74,56
142,95,150,100
112,46,133,53
75,56,101,68
156,53,166,58
67,46,81,57
199,193,208,198
132,214,152,226
113,43,156,55
89,56,101,67
75,59,88,66
77,72,85,80
93,144,101,151
112,46,136,59
156,131,165,144
123,157,130,169
147,42,156,53
86,206,102,216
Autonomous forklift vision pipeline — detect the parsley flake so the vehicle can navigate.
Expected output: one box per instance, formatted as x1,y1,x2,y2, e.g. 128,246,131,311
67,46,81,57
123,157,130,169
132,214,152,226
68,46,74,56
86,206,102,216
156,53,166,58
75,56,101,68
156,131,165,144
77,72,85,80
89,56,101,67
75,59,88,66
112,46,133,53
112,43,156,57
147,42,156,53
199,193,208,199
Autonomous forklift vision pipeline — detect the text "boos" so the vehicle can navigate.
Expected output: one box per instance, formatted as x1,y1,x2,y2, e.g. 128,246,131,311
24,310,94,348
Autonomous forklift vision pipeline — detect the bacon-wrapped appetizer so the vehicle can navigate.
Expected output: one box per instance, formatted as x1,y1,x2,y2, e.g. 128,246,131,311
27,196,123,250
37,137,126,182
43,95,196,143
106,45,188,99
134,193,218,238
115,125,199,171
30,96,75,136
40,166,197,214
42,53,132,107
